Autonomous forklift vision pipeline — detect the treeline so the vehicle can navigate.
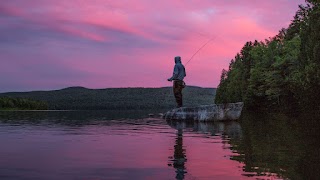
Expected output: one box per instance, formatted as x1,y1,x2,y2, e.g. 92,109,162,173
0,97,48,110
0,86,215,110
215,1,320,112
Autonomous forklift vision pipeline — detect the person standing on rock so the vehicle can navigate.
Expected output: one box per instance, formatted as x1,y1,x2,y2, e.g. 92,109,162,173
168,56,186,108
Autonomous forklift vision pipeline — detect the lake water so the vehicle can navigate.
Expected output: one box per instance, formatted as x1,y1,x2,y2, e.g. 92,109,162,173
0,111,319,180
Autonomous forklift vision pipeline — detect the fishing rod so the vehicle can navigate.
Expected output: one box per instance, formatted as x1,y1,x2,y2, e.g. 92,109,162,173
185,37,215,66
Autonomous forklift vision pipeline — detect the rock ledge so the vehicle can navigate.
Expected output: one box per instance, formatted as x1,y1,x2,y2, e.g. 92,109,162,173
164,102,244,121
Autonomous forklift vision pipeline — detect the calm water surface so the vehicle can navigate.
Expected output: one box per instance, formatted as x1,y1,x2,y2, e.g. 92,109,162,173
0,111,319,180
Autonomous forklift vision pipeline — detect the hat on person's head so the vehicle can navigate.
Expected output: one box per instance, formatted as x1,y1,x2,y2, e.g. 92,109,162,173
174,56,181,63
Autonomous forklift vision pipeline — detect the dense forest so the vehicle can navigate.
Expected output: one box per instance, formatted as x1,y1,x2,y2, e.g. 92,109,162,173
0,97,48,110
0,86,215,110
215,0,320,112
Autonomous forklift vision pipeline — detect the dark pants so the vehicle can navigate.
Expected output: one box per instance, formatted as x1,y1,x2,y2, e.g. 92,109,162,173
173,80,184,107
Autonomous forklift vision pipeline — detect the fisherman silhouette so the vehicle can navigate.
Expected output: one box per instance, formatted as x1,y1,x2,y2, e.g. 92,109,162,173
167,56,186,108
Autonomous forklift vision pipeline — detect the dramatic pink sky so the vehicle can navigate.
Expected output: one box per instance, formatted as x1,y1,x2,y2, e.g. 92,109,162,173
0,0,305,92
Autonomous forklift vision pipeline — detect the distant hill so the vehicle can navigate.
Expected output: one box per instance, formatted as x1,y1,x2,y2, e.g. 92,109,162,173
0,86,216,110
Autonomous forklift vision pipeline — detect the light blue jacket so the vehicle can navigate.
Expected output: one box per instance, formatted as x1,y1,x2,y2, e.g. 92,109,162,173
168,56,186,81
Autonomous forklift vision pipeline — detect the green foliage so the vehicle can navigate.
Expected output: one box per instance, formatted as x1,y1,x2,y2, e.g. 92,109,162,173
298,2,320,107
0,86,216,110
216,3,320,112
0,97,48,110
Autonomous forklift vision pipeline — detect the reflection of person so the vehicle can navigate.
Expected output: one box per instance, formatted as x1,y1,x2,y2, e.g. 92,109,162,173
167,56,186,108
174,129,187,180
168,128,187,180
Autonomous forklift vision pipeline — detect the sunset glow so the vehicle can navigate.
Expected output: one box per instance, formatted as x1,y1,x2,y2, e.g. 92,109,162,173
0,0,305,92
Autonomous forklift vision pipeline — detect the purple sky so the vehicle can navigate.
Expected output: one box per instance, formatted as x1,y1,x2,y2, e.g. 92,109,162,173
0,0,305,92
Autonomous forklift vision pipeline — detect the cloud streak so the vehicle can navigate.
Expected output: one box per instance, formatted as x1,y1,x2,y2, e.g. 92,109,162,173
0,0,305,92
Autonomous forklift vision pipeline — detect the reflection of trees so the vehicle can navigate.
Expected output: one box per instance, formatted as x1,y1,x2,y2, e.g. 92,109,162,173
0,110,150,125
229,113,320,179
166,116,319,179
229,113,300,178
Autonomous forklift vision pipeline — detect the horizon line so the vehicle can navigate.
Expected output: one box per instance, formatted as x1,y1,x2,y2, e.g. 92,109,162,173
0,85,217,94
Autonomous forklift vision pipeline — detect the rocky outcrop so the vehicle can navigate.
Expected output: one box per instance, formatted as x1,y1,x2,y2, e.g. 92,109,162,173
164,102,244,121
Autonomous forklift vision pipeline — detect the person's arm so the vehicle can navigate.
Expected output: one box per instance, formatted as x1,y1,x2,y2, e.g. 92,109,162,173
167,65,179,81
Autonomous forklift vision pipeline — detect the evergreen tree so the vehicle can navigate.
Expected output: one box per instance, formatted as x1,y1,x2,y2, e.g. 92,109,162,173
215,2,320,112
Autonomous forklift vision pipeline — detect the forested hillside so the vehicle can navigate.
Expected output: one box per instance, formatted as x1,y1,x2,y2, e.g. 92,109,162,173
215,1,320,112
0,97,48,110
0,86,215,110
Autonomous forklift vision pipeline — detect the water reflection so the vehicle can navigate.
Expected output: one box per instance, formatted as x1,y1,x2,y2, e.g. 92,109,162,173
166,120,243,180
1,110,319,179
0,110,162,125
166,120,242,139
232,112,320,179
167,128,187,180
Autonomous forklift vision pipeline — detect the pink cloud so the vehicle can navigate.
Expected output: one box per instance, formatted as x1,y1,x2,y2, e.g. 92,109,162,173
58,26,107,42
0,0,306,92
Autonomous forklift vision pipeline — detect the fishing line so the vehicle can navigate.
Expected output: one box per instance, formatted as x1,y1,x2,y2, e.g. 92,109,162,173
185,37,215,66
